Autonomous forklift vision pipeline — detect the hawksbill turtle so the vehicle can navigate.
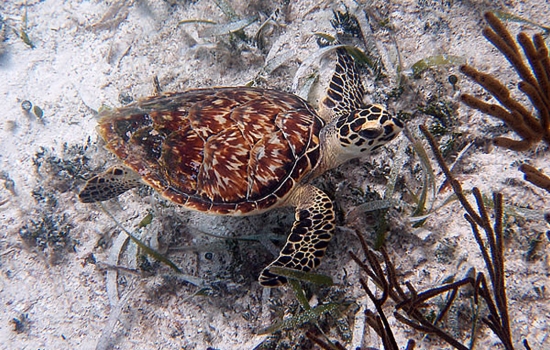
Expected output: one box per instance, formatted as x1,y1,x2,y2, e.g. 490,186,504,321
79,48,403,287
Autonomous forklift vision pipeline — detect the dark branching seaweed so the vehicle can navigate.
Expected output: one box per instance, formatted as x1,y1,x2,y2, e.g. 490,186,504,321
460,12,550,192
350,230,472,350
305,331,347,350
420,125,530,350
340,126,532,350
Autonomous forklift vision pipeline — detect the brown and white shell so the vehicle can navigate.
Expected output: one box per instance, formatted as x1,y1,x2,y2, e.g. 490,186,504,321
98,87,324,215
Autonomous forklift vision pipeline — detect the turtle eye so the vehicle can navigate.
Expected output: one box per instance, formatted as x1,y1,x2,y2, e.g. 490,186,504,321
359,127,383,140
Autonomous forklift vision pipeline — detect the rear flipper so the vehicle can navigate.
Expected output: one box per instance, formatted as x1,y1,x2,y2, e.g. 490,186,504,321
259,185,335,287
79,166,141,203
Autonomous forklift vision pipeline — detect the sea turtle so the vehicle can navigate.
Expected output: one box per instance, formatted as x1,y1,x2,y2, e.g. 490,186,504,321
79,48,403,287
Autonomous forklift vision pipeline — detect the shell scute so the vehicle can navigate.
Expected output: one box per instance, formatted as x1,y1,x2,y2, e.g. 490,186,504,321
162,125,204,191
255,194,279,209
150,110,189,135
230,99,280,144
290,154,311,181
113,113,153,142
274,178,295,198
189,96,239,140
130,126,164,161
248,130,294,198
276,110,319,157
198,127,250,202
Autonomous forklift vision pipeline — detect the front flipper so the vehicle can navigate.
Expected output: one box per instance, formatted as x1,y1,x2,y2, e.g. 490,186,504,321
259,185,335,287
79,166,141,203
321,47,366,120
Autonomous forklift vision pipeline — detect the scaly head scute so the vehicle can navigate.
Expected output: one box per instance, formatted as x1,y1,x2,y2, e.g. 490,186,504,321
335,104,403,156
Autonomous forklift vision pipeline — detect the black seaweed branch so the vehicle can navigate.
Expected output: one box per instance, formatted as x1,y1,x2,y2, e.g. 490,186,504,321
344,127,532,350
420,125,531,350
349,231,471,350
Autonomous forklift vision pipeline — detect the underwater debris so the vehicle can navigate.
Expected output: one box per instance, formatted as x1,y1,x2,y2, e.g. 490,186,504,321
19,100,44,120
32,105,43,119
419,99,456,131
198,16,257,38
18,143,95,263
19,4,35,49
90,1,130,31
410,55,465,79
33,143,93,189
118,91,134,105
10,313,30,334
254,8,284,51
20,100,32,111
19,212,74,263
0,171,16,196
448,74,458,89
492,10,550,34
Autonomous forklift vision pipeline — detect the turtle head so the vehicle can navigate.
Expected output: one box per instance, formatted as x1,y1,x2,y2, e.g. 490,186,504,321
335,104,403,157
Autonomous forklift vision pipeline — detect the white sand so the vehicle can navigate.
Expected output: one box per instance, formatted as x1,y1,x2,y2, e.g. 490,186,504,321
0,1,548,349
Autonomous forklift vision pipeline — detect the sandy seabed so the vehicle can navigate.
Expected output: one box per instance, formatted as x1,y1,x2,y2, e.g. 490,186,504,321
0,0,549,349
